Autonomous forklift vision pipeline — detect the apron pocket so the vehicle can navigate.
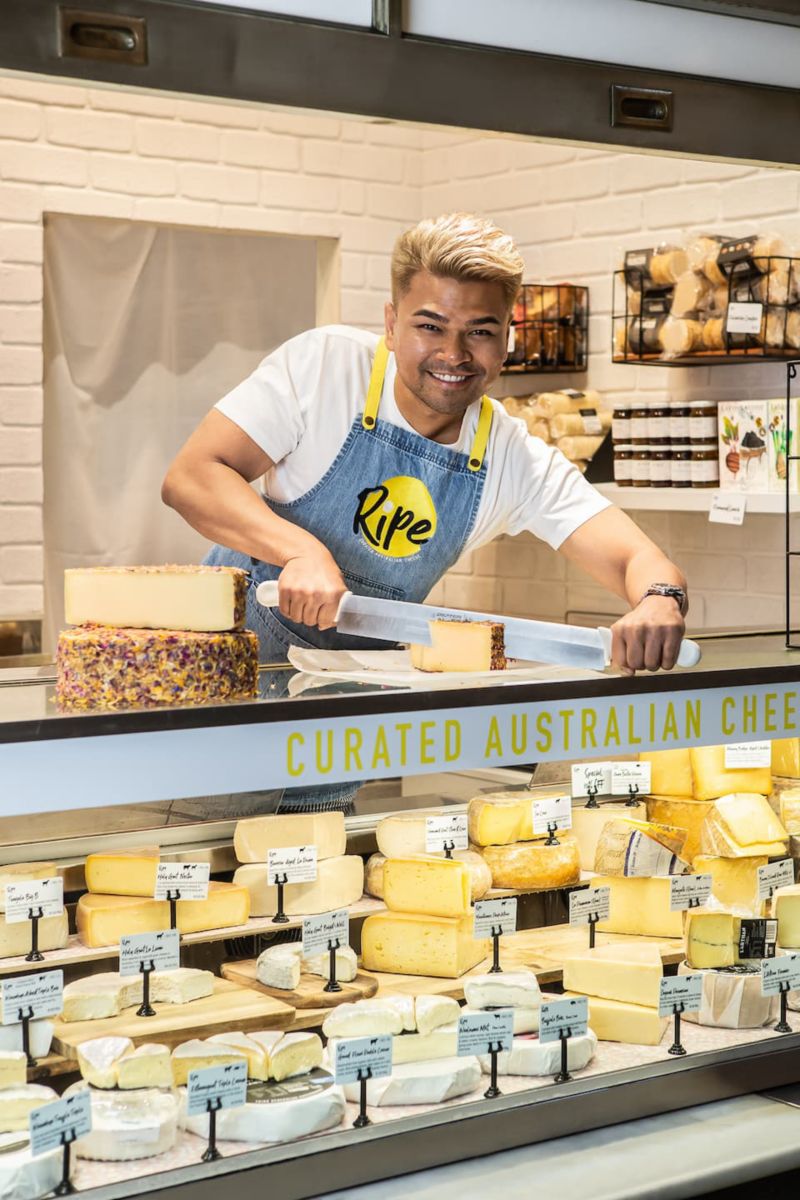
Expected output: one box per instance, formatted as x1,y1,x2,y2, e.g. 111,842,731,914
342,569,405,601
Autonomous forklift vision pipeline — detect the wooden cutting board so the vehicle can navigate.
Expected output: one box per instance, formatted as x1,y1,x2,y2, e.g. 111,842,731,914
52,977,295,1057
221,960,378,1008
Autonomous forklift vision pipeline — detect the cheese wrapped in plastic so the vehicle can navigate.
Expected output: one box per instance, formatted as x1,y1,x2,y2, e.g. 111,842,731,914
593,817,687,877
699,793,788,858
689,746,771,801
645,797,714,865
639,749,693,797
677,961,775,1028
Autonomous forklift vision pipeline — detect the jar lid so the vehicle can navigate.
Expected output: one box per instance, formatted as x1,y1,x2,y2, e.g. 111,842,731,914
668,398,691,408
672,443,693,451
690,399,717,409
614,444,634,451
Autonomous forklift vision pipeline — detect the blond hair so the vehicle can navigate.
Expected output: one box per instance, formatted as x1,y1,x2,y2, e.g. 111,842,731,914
391,213,524,312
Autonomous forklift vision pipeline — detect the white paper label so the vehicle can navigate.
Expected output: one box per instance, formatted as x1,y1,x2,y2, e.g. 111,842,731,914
611,762,651,794
758,858,795,901
570,762,613,798
154,862,210,902
580,408,602,436
425,814,468,854
670,874,713,912
761,954,800,997
30,1091,91,1157
457,1010,514,1056
5,878,63,925
334,1035,393,1084
569,886,611,925
726,301,763,334
724,740,771,769
709,493,746,526
1,970,63,1024
267,846,318,884
302,908,349,958
540,996,589,1044
623,834,681,878
658,973,703,1018
119,929,180,977
186,1060,248,1117
473,897,518,940
531,794,572,835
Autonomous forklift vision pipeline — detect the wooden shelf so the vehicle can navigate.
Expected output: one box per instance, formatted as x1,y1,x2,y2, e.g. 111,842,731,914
596,482,799,514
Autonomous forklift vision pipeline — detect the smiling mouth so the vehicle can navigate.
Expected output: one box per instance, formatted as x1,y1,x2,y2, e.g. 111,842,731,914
427,370,476,385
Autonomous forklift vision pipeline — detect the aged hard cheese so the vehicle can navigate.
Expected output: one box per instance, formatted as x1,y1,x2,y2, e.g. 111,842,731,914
361,912,488,979
64,564,247,632
479,837,580,890
639,749,693,797
689,747,772,801
780,789,800,834
563,993,668,1045
234,855,363,917
593,818,687,876
463,970,542,1010
693,855,766,914
0,1085,56,1132
771,883,800,947
594,875,683,938
479,1031,597,1076
685,911,742,969
410,620,506,673
84,847,159,897
76,882,250,947
645,797,715,865
233,812,346,863
383,856,470,918
677,961,775,1028
342,1057,482,1105
562,942,663,1007
772,737,800,778
0,863,57,912
366,850,491,902
700,793,788,858
0,911,68,959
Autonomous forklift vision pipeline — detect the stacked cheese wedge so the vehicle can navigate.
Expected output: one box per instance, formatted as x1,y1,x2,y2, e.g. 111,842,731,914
172,1030,323,1084
366,812,492,902
232,813,364,917
589,816,689,939
76,849,250,947
61,969,214,1021
682,910,778,1028
562,942,667,1045
467,790,581,890
0,860,68,958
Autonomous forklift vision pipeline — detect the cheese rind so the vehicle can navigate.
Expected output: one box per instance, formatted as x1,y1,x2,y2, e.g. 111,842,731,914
410,620,505,673
84,848,159,897
700,793,788,858
77,1037,133,1088
645,797,715,865
256,946,301,991
772,883,800,948
689,748,772,801
269,1033,323,1082
677,961,775,1028
179,1076,345,1143
0,911,68,960
693,855,766,915
463,971,542,1010
321,1000,404,1040
685,911,742,968
571,802,635,873
414,995,461,1037
593,818,687,876
234,855,363,918
564,993,668,1045
780,788,800,834
390,1030,458,1064
341,1057,482,1105
76,883,250,947
64,564,247,632
0,1133,62,1196
562,942,663,1007
365,849,490,902
639,749,693,797
383,856,470,918
206,1032,270,1080
170,1041,247,1087
233,813,346,863
62,969,214,1022
480,838,580,890
361,912,488,979
479,1031,597,1076
593,875,684,938
71,1085,178,1161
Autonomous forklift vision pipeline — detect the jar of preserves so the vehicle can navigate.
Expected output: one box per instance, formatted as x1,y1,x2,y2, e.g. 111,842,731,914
613,444,634,486
689,399,718,443
691,445,720,488
650,445,672,487
631,445,652,487
612,401,631,443
648,399,671,443
669,400,691,442
671,444,693,488
630,399,651,444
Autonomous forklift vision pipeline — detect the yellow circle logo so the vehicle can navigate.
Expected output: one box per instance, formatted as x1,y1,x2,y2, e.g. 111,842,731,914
353,475,438,558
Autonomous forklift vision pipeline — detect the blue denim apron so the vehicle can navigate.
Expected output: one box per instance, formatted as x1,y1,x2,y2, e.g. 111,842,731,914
205,338,493,810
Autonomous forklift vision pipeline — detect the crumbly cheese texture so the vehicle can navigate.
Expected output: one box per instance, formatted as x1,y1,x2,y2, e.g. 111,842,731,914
639,749,694,797
772,738,800,779
694,855,766,915
234,855,363,918
645,797,716,865
700,793,788,858
562,942,663,1007
410,620,506,673
463,970,542,1010
0,1086,57,1132
234,813,346,863
479,837,580,890
677,961,775,1029
594,876,683,938
563,993,668,1046
571,802,636,872
341,1057,482,1106
594,818,687,877
0,863,57,913
383,856,471,918
772,884,800,948
361,912,488,979
56,626,258,711
685,912,743,969
0,911,68,960
689,747,772,801
64,564,248,632
76,884,250,947
84,847,159,897
478,1031,597,1077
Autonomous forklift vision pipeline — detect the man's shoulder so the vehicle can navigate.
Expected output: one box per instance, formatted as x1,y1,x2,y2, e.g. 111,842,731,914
286,324,380,358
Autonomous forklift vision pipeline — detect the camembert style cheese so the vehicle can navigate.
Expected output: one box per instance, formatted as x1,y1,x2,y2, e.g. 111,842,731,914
76,883,250,947
677,961,775,1029
170,1041,247,1087
410,620,506,673
64,564,248,632
383,857,470,918
233,813,346,863
361,912,488,978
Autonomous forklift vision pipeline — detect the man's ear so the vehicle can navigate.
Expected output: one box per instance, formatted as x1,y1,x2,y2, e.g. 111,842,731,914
384,300,396,350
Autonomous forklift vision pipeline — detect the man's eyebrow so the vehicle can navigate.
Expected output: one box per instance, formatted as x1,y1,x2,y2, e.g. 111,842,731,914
412,309,502,326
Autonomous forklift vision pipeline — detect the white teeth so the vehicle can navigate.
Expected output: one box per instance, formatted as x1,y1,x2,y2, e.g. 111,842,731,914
431,372,469,383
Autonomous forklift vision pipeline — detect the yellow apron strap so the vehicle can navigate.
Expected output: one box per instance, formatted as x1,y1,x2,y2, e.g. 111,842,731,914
468,396,493,471
362,337,389,429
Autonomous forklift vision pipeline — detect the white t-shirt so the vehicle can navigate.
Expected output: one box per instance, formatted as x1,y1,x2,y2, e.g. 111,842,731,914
215,325,610,554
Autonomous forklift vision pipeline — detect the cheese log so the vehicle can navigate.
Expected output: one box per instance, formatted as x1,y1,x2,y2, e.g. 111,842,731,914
84,848,159,897
700,793,788,858
269,1033,322,1082
479,1031,597,1076
459,1006,540,1034
76,882,250,947
639,749,694,797
116,1044,173,1090
772,738,800,779
780,788,800,834
572,802,635,872
414,995,461,1037
322,1000,404,1039
677,961,775,1028
564,993,668,1045
463,971,542,1010
361,912,488,978
233,813,345,863
685,911,742,968
366,850,490,902
64,564,247,632
0,863,57,913
234,855,363,917
593,818,686,876
772,884,800,947
383,856,470,918
562,942,663,1007
390,1030,458,1064
468,789,567,845
0,1133,62,1195
206,1032,270,1080
689,747,772,801
693,855,766,915
594,876,683,938
72,1085,178,1161
179,1076,345,1143
170,1041,247,1087
256,946,301,991
77,1037,134,1088
410,620,506,673
341,1057,481,1106
0,1086,57,1133
645,797,715,864
0,911,68,959
0,1053,27,1090
480,838,580,890
0,1021,52,1060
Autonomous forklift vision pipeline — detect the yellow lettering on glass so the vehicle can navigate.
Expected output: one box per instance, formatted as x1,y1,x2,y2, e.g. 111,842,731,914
372,725,391,770
484,716,503,758
444,720,461,761
287,732,305,777
344,727,363,771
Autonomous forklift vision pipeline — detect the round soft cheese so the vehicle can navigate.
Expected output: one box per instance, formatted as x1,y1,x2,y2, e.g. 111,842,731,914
179,1070,345,1143
67,1084,178,1161
478,1031,597,1076
0,1133,64,1200
463,970,542,1010
342,1057,481,1107
678,960,776,1027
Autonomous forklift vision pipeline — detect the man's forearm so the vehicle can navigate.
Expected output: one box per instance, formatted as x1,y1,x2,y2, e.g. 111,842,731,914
623,546,687,610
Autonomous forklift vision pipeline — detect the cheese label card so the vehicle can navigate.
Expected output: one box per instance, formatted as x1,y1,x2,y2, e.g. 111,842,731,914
758,859,795,901
726,301,763,335
267,846,318,884
473,897,518,940
739,918,778,960
611,762,651,794
531,794,572,835
302,909,349,958
425,814,468,854
154,863,210,902
724,740,771,769
187,1060,248,1117
571,762,613,798
457,1010,514,1057
1,970,63,1024
569,886,611,925
540,996,589,1044
709,494,746,527
761,954,800,997
333,1035,393,1085
580,408,603,436
659,973,703,1018
5,878,63,925
30,1091,91,1157
670,874,713,912
119,929,180,977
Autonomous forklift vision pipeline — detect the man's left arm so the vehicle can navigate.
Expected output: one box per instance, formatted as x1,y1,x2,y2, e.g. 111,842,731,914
558,506,687,675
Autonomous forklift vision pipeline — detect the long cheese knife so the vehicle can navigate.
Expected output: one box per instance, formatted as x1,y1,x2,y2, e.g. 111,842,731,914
255,582,701,670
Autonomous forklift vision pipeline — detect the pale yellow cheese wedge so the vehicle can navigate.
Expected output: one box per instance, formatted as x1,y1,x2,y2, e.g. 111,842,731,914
780,788,800,835
410,620,505,672
233,855,363,918
645,797,715,865
170,1040,247,1087
562,942,663,1007
365,851,491,903
772,737,800,779
0,911,68,959
116,1044,173,1090
700,793,787,858
693,855,766,915
563,992,667,1045
0,863,57,913
0,1053,27,1091
772,883,800,948
383,856,470,918
594,876,683,938
233,813,345,863
76,881,250,947
269,1033,322,1082
685,911,742,969
361,912,488,978
639,749,693,797
206,1032,270,1080
64,564,247,632
689,746,771,801
84,847,159,897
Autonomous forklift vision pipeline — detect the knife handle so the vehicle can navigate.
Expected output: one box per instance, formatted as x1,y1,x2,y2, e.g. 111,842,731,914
254,581,354,624
597,627,701,669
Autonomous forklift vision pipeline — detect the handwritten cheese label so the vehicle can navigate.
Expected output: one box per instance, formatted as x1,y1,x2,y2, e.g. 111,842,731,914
473,898,518,940
531,794,572,835
724,740,771,769
5,879,63,925
611,763,651,794
658,974,703,1018
569,887,611,925
302,909,349,958
571,762,613,798
154,863,210,902
267,846,318,884
425,814,468,854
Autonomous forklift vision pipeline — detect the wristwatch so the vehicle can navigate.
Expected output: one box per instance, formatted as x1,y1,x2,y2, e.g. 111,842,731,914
639,583,688,616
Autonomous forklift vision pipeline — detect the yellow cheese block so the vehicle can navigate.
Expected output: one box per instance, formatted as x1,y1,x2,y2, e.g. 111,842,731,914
479,837,580,890
563,992,668,1045
689,746,772,801
693,855,766,915
772,737,800,779
383,856,470,918
361,912,489,978
594,817,687,877
468,788,567,846
685,911,742,968
410,620,505,672
639,749,693,797
233,813,345,863
562,942,663,1007
594,876,683,938
84,847,159,897
170,1041,247,1087
772,883,800,948
700,793,788,858
779,788,800,834
645,797,714,865
76,881,250,947
365,851,491,903
0,863,57,913
0,911,68,958
233,855,364,917
64,564,248,632
571,802,634,872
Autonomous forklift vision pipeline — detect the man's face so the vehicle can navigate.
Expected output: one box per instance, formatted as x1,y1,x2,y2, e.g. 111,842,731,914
385,271,511,417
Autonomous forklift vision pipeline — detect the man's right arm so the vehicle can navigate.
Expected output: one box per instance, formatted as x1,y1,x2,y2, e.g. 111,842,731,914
161,410,347,629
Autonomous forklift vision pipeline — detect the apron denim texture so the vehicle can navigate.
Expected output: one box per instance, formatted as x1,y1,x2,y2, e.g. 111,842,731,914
205,339,492,811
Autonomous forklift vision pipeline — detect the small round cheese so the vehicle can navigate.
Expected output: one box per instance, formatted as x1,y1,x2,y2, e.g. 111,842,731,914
179,1071,345,1142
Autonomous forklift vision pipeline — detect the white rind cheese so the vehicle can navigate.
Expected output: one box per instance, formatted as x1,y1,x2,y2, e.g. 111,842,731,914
463,971,542,1010
256,946,301,991
61,969,213,1022
234,856,364,917
389,1030,458,1065
322,1000,403,1040
458,1006,540,1034
269,1033,323,1083
414,995,461,1037
0,1133,63,1199
0,1023,52,1061
234,813,346,863
478,1031,597,1076
69,1084,178,1161
77,1037,134,1089
170,1041,247,1087
342,1057,482,1106
206,1033,270,1081
677,961,776,1028
382,995,416,1032
179,1075,346,1142
116,1044,173,1091
0,1087,57,1134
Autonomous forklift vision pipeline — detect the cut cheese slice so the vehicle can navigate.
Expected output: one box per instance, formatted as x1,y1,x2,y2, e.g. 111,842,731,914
0,911,68,959
0,863,57,913
76,882,250,947
179,1073,345,1143
572,802,639,872
234,813,346,863
206,1032,271,1080
563,993,668,1045
72,1085,178,1161
780,788,800,834
562,942,663,1007
61,974,142,1023
234,855,363,918
414,995,460,1037
645,797,715,865
304,945,357,983
693,855,766,915
410,620,506,673
700,793,788,858
772,883,800,948
64,564,248,632
321,1000,403,1040
361,912,488,978
366,850,490,902
77,1037,133,1088
463,970,542,1010
677,961,775,1028
116,1044,173,1090
0,1053,27,1091
594,818,687,876
84,848,159,897
478,1031,597,1076
639,749,693,797
0,1086,57,1133
170,1040,247,1087
150,968,214,1005
594,875,683,938
685,911,742,968
772,737,800,779
248,1031,284,1063
690,747,772,801
383,856,470,918
342,1057,482,1105
269,1033,322,1082
390,1030,458,1064
480,837,580,890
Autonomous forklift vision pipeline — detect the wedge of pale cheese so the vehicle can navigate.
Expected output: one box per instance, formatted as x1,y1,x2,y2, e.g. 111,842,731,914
572,802,636,872
64,564,247,632
366,849,490,902
689,747,772,801
234,813,345,863
693,855,766,915
84,848,159,897
562,942,663,1007
685,911,742,969
170,1040,247,1087
383,856,470,918
322,1000,404,1040
699,793,787,858
77,1037,134,1088
772,737,800,779
0,1053,26,1091
206,1032,271,1080
0,1085,57,1132
639,749,693,797
116,1044,172,1090
565,992,668,1045
76,883,250,947
269,1033,322,1082
771,883,800,948
594,817,687,876
234,855,363,918
594,875,683,938
463,970,542,1010
414,995,460,1037
361,912,488,978
341,1057,481,1106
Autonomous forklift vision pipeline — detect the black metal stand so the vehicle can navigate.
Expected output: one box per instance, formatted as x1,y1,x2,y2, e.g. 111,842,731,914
489,927,502,974
166,889,180,932
136,959,156,1017
443,840,454,860
484,1042,502,1099
588,915,598,949
625,784,641,807
668,1005,687,1056
25,906,44,963
323,938,342,993
201,1098,223,1162
585,784,599,809
353,1069,372,1128
18,1005,35,1068
687,897,702,910
54,1130,76,1195
272,874,289,924
544,822,559,846
554,1029,572,1083
775,983,792,1033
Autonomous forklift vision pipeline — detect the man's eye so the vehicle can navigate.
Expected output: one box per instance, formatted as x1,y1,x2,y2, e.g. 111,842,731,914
471,329,495,336
417,323,441,332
